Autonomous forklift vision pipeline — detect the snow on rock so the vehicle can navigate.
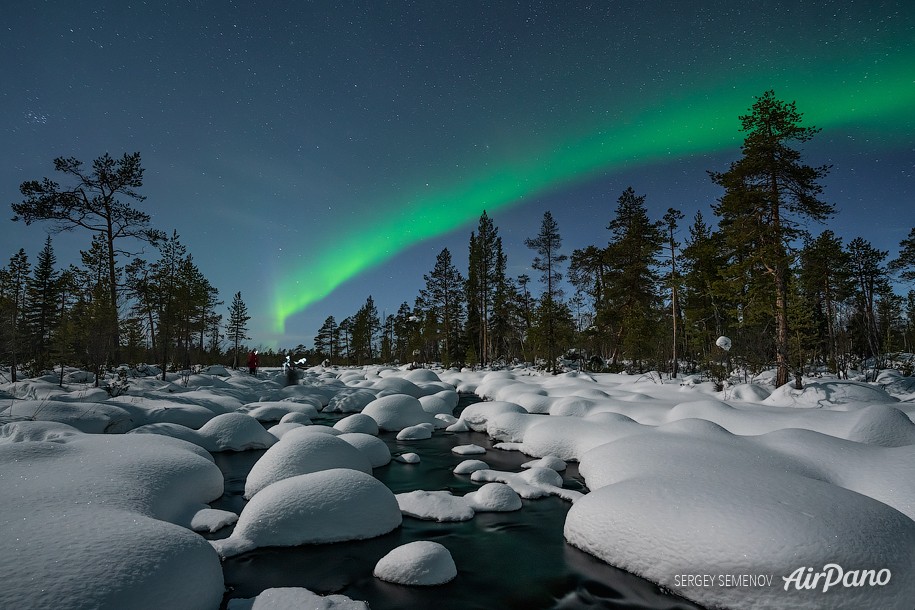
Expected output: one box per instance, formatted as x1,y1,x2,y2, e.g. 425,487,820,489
402,368,443,384
459,400,526,431
105,395,220,429
266,422,306,439
333,413,380,435
190,507,239,533
445,418,469,432
484,411,542,442
471,467,582,503
0,420,82,443
396,422,435,440
418,393,453,415
568,425,915,609
371,376,425,398
763,379,898,409
395,452,421,463
726,382,772,402
0,434,225,609
324,389,378,413
463,482,522,512
214,469,402,558
197,412,278,451
244,432,372,498
471,467,582,502
227,587,369,610
520,413,643,461
0,399,133,433
521,455,567,472
451,443,486,455
279,411,312,425
337,432,391,467
362,394,437,431
453,459,489,474
373,541,457,586
396,490,474,521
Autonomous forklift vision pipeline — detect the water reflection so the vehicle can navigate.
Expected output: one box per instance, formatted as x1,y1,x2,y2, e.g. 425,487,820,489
209,396,702,609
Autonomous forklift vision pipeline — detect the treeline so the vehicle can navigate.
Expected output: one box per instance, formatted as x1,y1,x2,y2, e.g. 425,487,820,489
0,153,247,382
313,92,915,383
4,93,915,385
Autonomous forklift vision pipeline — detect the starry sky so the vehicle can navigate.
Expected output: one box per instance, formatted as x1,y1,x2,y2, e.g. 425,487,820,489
2,1,913,349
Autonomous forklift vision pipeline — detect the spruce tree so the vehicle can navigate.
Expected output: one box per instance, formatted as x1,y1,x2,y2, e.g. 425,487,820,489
25,236,60,371
419,248,465,367
525,211,568,373
711,90,832,387
226,291,250,369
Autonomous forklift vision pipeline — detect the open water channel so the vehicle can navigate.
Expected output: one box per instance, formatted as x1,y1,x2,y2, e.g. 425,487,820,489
207,395,703,609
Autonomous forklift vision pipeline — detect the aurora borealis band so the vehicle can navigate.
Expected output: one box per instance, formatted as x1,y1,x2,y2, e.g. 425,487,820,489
3,1,913,346
270,44,915,332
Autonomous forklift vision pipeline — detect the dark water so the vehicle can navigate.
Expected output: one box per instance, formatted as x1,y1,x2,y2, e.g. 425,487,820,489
208,396,702,610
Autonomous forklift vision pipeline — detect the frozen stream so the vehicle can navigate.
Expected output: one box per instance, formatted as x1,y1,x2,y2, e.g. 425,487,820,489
207,395,702,609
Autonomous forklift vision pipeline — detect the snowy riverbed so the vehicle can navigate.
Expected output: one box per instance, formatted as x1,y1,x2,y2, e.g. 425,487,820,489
2,364,914,609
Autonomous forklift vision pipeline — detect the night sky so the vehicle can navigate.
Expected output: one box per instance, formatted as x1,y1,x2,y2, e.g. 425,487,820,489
3,1,913,349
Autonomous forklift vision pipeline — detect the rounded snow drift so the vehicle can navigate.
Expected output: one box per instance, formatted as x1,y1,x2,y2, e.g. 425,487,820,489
213,469,402,558
373,541,457,586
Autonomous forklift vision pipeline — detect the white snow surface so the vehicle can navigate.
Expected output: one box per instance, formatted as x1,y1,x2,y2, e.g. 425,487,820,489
4,365,915,610
227,587,368,610
373,541,457,586
213,469,402,558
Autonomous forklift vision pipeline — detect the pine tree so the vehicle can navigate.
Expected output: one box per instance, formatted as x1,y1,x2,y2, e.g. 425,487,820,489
846,237,889,376
314,315,338,362
0,250,30,382
711,90,833,387
419,248,465,367
13,152,166,357
662,208,685,377
25,236,60,371
525,211,568,373
466,211,504,366
890,227,915,283
603,187,663,371
226,291,250,369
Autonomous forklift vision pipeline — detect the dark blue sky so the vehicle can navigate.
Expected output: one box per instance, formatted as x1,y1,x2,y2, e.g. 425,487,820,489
3,1,913,348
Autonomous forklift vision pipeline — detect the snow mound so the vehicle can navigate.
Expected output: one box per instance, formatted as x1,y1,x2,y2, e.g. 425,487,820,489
727,383,772,401
198,412,278,451
0,399,133,433
397,422,435,440
453,459,489,474
363,394,437,431
459,401,526,431
213,469,402,558
452,443,486,455
567,427,915,609
244,433,372,498
279,412,312,425
227,587,368,609
337,432,391,467
396,490,474,521
333,413,379,435
324,389,378,413
471,467,582,502
395,452,421,463
763,380,897,408
374,541,457,586
0,434,225,609
372,376,424,398
418,393,453,415
463,482,522,512
0,420,82,443
521,455,567,472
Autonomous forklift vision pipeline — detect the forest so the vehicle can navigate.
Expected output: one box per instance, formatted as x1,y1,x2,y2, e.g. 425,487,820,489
3,92,915,385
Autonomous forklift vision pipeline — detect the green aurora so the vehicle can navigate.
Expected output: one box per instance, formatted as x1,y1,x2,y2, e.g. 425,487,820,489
271,48,915,333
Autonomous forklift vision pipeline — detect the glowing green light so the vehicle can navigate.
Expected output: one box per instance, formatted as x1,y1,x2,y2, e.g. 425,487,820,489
272,47,915,332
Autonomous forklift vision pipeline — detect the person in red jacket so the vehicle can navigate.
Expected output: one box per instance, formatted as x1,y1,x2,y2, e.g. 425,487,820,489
247,349,259,375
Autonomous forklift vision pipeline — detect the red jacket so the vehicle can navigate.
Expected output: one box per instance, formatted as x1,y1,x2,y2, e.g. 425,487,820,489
247,352,258,367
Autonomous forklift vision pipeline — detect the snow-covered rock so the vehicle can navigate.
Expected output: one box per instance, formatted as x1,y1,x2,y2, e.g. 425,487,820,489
396,422,435,440
373,541,457,586
213,469,402,558
337,432,391,467
227,587,369,609
463,482,522,512
333,413,380,435
363,394,437,431
396,490,474,521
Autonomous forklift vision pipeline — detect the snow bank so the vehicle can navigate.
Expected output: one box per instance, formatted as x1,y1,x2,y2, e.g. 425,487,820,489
213,469,402,558
374,541,457,586
567,425,915,609
763,380,897,408
1,434,225,609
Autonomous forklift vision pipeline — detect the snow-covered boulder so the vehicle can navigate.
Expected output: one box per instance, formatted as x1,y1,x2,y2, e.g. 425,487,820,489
0,399,133,433
453,459,489,474
373,541,457,586
452,443,486,455
333,413,380,435
396,490,474,522
325,389,378,413
0,420,82,444
337,432,391,467
214,469,401,558
396,422,435,440
463,483,522,512
197,412,278,451
362,394,437,431
227,587,368,609
244,433,372,498
459,401,526,432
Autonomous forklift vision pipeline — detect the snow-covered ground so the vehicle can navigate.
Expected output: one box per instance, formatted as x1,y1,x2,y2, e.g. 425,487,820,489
2,364,913,609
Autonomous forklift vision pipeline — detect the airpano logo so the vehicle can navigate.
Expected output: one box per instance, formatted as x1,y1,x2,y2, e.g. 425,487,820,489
782,564,891,592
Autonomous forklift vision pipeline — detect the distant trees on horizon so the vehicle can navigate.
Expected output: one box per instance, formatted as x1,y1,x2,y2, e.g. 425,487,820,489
4,92,915,383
